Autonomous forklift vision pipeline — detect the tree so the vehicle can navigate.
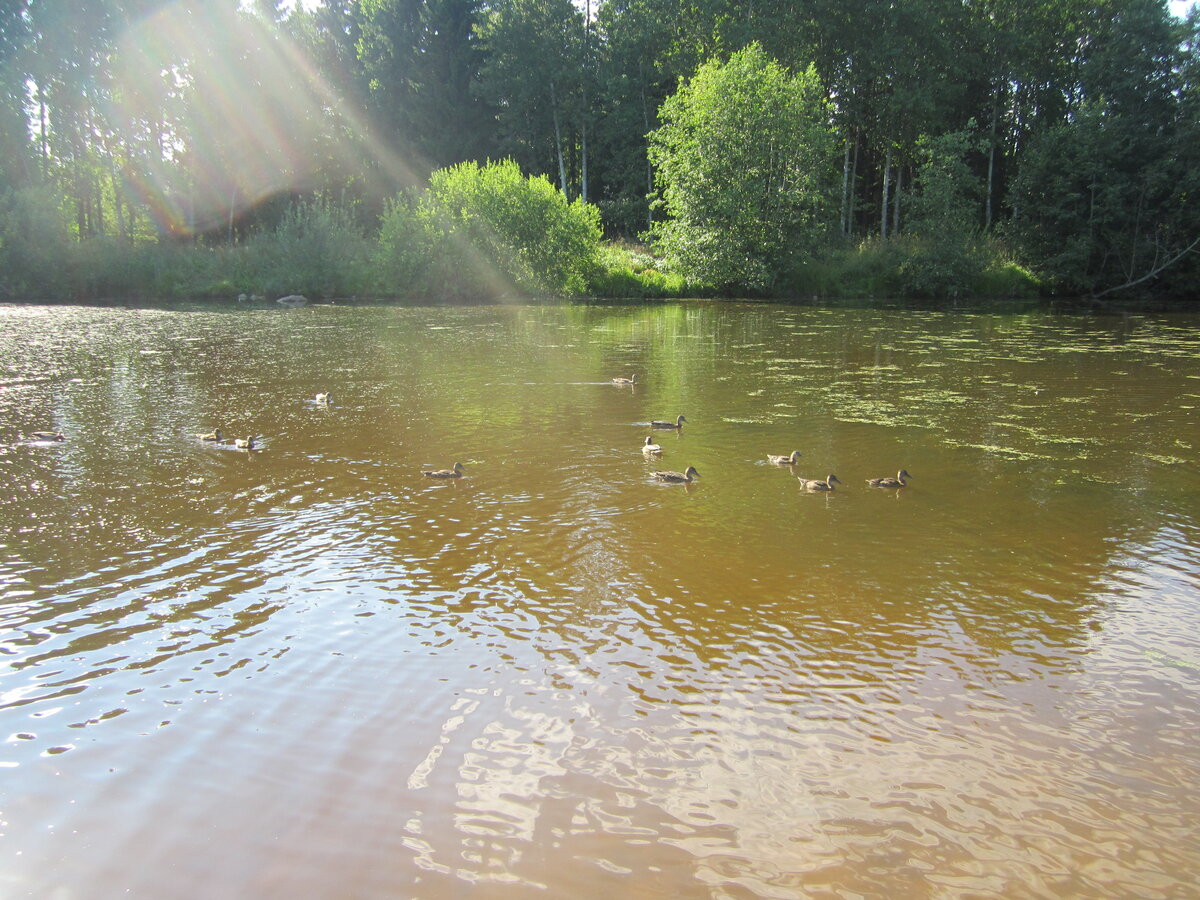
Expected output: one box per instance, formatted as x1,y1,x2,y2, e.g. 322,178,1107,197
899,129,985,297
478,0,586,198
357,0,495,178
0,0,33,189
647,44,837,293
1009,0,1197,297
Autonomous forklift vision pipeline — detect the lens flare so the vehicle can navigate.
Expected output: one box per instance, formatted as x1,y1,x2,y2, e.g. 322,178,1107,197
107,2,420,236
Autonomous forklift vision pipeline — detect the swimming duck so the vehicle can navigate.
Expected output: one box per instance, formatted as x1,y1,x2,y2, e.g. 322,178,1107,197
28,431,66,442
315,392,332,404
801,474,842,491
642,436,663,454
651,414,688,429
612,374,638,384
196,429,223,442
768,450,803,465
234,436,259,450
654,466,700,483
423,461,465,478
867,469,912,488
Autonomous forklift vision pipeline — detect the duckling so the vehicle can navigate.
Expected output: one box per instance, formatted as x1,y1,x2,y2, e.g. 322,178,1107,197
654,466,700,483
801,474,842,491
234,436,259,450
196,429,223,442
423,461,465,478
28,431,66,442
612,374,638,384
767,450,802,465
867,469,912,488
315,392,332,404
642,436,663,455
650,414,688,429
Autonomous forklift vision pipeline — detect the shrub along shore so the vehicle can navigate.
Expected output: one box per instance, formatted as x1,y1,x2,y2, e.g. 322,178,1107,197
1,158,1042,307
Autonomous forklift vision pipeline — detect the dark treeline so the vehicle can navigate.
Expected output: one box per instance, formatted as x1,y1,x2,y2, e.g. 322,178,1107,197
0,0,1197,301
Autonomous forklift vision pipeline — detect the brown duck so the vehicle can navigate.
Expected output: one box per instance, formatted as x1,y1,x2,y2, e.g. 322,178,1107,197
654,466,700,483
767,450,802,465
651,414,687,429
867,469,912,488
423,461,466,478
800,474,842,491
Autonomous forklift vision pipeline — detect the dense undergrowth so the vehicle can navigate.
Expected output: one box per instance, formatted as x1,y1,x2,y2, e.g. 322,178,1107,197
0,195,1041,306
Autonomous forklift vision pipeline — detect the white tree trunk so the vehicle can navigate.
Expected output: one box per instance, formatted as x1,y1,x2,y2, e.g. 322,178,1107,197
550,79,568,197
892,164,902,235
581,0,590,203
840,138,851,237
881,144,892,239
641,75,653,231
986,86,999,229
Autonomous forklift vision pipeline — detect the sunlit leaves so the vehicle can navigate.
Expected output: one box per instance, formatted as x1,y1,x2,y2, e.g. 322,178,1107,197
647,44,837,293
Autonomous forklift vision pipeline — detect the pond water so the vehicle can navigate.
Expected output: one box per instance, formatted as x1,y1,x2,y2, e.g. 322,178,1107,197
1,301,1198,898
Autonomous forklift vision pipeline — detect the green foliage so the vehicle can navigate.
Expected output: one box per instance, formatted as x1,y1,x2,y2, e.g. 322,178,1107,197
648,44,838,294
477,0,585,191
373,191,432,291
357,0,494,172
587,242,690,298
0,0,1195,303
240,200,371,298
898,130,988,298
0,187,73,299
1009,93,1199,297
796,235,1038,301
375,159,602,298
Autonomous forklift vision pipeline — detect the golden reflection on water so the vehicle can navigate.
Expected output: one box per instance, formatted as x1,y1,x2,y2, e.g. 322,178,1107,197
1,302,1199,897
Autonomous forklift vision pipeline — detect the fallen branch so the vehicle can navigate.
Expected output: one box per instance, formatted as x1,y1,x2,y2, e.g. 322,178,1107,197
1091,233,1200,299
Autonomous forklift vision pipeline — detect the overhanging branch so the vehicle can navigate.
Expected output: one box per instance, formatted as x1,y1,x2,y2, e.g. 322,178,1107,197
1091,233,1200,299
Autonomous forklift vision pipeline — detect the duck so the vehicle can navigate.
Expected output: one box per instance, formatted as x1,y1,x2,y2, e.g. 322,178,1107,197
28,431,66,442
196,429,223,442
642,436,663,455
654,465,700,483
234,436,259,450
650,414,688,429
867,469,912,488
423,461,465,478
612,374,638,384
767,450,803,465
801,474,842,491
315,392,332,404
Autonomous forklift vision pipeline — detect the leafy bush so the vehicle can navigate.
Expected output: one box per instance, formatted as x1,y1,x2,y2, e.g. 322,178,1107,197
428,159,602,296
898,131,987,299
587,242,690,298
373,191,432,293
0,186,73,299
240,199,370,298
648,44,838,294
374,159,602,299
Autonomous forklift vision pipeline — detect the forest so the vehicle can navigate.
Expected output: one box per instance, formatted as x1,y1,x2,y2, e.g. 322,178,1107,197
0,0,1198,302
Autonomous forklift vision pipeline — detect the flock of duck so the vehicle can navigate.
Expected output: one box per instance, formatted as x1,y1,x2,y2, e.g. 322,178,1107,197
617,375,910,491
189,392,336,453
25,380,912,491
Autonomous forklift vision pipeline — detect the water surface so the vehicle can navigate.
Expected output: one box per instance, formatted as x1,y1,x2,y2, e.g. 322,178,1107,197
2,302,1198,897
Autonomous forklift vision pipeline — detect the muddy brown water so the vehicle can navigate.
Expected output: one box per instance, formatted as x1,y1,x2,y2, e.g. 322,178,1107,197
2,301,1198,897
